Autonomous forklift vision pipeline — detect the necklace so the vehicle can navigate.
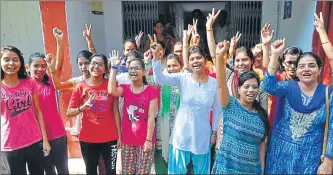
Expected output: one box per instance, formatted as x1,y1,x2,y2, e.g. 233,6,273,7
131,84,145,94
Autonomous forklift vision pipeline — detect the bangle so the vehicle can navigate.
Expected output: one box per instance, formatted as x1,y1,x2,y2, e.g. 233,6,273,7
322,41,330,44
207,29,213,31
78,106,83,112
111,66,118,69
183,45,188,47
146,139,152,142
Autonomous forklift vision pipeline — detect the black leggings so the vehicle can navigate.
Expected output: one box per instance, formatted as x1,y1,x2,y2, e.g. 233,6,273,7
1,140,44,175
80,140,118,175
44,136,69,174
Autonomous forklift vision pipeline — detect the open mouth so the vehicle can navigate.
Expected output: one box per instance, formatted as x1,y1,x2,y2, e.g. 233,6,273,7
192,63,201,70
129,72,138,77
6,67,16,72
246,94,256,99
302,72,312,78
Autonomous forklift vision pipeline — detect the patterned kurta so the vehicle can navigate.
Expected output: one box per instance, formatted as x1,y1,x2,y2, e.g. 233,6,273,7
212,97,265,174
263,72,333,174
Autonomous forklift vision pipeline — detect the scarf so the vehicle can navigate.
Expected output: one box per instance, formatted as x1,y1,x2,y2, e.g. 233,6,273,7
161,85,180,120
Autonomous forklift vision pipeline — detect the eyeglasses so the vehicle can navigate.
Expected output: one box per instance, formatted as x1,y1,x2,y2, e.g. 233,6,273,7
128,66,143,71
284,60,297,67
90,61,105,67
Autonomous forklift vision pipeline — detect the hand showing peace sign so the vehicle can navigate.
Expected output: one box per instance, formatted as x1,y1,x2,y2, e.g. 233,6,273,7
109,50,121,67
83,24,92,39
230,31,242,50
135,31,144,48
206,8,221,30
81,94,95,111
314,12,325,33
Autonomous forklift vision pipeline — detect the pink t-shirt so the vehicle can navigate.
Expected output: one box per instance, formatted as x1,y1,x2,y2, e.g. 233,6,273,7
69,80,118,143
36,79,65,141
120,84,158,146
1,78,42,151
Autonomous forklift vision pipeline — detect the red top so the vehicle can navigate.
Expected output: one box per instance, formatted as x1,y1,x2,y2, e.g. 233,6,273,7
69,80,118,143
120,84,159,146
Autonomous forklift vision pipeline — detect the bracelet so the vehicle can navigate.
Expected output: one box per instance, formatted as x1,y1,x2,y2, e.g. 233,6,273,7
111,66,118,69
212,134,217,137
322,41,330,44
51,71,56,74
78,106,83,112
183,45,188,47
207,29,213,31
146,139,152,142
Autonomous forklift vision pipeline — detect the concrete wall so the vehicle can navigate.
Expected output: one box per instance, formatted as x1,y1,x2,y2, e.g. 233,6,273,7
1,1,44,64
261,1,316,52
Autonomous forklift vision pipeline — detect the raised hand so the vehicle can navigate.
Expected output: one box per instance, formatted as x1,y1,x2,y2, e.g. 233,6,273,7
314,12,325,33
53,27,63,41
191,19,200,46
216,40,230,56
135,31,144,48
150,42,161,59
271,38,286,55
109,50,121,66
230,31,242,49
206,8,221,30
148,34,157,43
83,24,92,38
261,23,274,45
183,24,194,42
81,94,95,111
144,49,152,63
44,53,56,68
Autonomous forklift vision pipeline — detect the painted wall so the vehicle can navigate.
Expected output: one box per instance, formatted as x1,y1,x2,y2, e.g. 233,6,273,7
1,1,44,63
261,1,316,52
65,1,107,77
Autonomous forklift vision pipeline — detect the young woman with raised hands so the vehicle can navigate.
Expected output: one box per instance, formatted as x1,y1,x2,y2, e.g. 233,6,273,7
23,28,68,175
1,45,51,175
108,50,158,174
212,40,269,174
66,53,121,175
152,28,221,173
263,39,333,174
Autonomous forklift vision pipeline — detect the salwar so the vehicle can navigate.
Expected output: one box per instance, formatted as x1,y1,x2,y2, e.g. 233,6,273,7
168,144,210,174
121,144,155,174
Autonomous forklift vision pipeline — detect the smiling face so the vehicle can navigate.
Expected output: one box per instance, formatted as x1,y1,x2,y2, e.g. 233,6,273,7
166,58,182,74
154,22,163,35
128,60,145,82
88,56,106,78
283,54,298,78
238,78,259,104
1,51,21,77
296,55,321,85
234,51,253,74
30,57,47,81
189,52,206,73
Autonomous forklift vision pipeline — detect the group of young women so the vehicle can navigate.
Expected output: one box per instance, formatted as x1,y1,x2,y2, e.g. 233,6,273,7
1,8,333,175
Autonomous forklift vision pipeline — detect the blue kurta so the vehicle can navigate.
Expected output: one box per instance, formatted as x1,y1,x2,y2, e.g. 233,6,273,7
212,97,265,174
262,72,333,174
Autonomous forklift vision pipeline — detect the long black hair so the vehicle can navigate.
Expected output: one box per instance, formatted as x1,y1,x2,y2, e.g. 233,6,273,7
1,45,28,80
29,52,50,86
238,71,270,141
128,58,148,85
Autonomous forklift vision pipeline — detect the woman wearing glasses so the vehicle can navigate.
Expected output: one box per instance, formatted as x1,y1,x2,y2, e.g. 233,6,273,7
66,54,121,175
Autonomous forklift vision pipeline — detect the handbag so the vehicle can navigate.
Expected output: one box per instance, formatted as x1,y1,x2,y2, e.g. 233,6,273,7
321,86,330,163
